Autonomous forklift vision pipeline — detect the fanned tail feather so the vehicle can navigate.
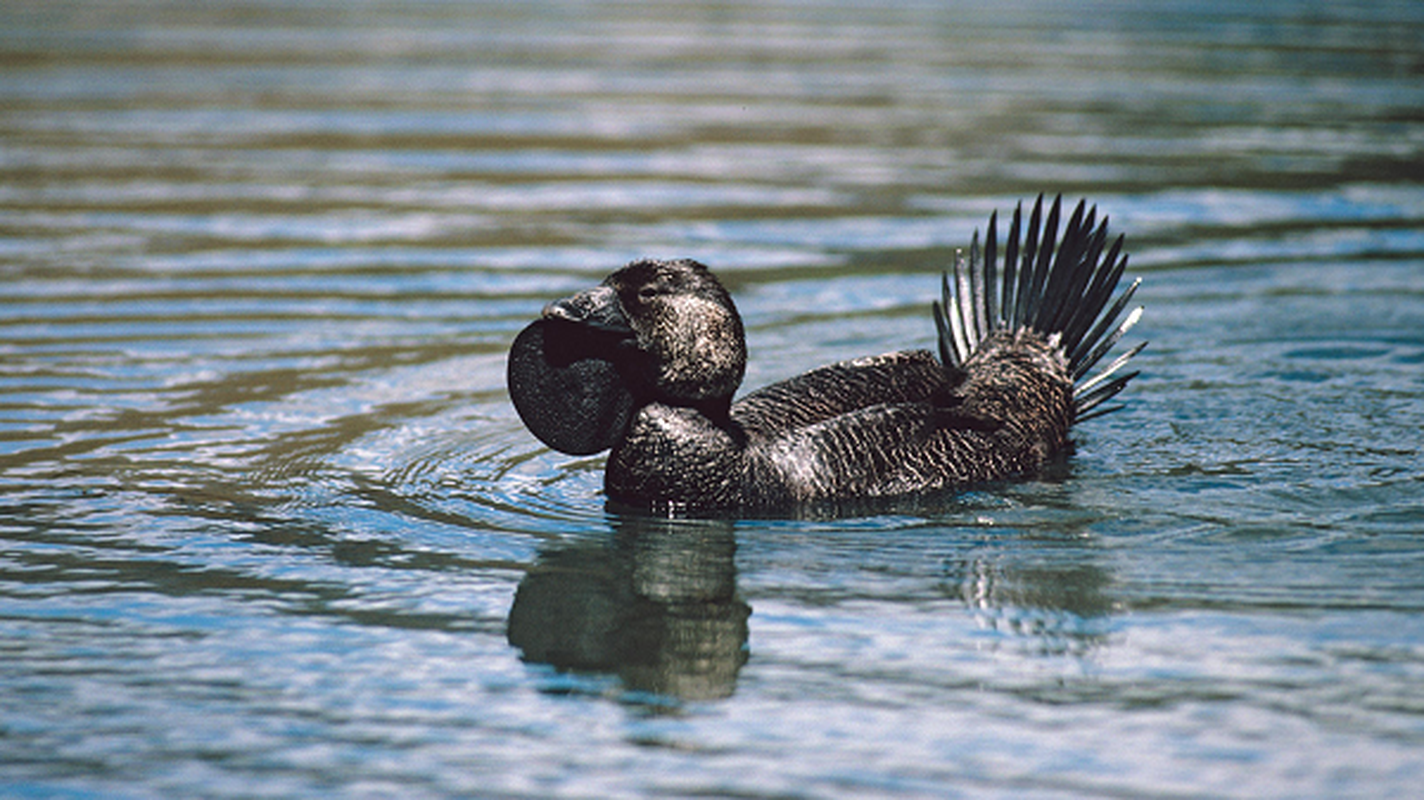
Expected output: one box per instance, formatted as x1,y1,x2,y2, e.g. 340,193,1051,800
932,194,1145,421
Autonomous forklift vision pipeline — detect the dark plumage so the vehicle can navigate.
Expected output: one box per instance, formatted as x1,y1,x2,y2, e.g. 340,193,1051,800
507,195,1144,514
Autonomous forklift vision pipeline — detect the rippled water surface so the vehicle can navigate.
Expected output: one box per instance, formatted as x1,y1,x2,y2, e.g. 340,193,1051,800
4,1,1424,797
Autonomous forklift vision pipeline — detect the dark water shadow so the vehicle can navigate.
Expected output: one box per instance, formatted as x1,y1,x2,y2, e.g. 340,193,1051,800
506,514,749,702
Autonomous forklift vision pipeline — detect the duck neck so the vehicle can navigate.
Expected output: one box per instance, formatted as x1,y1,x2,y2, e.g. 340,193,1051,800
688,395,746,445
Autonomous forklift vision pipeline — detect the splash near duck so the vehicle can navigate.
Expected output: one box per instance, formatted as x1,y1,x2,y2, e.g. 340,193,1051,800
508,195,1144,514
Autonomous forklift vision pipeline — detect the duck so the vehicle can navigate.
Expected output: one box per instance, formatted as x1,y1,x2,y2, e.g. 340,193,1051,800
507,195,1144,514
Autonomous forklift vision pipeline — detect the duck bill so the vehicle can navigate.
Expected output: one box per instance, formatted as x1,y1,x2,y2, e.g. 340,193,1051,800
507,285,637,455
541,284,633,335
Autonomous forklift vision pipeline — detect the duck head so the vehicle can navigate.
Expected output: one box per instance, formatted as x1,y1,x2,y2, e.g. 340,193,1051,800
507,259,747,455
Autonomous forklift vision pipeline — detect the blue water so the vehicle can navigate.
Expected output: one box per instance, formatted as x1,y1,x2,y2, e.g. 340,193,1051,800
3,1,1423,797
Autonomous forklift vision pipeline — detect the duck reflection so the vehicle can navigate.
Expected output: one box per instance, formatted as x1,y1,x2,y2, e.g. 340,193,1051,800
946,541,1117,657
507,515,749,701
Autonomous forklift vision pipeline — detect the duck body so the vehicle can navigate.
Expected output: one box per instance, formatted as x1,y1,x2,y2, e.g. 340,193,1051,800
607,342,1070,510
507,195,1143,515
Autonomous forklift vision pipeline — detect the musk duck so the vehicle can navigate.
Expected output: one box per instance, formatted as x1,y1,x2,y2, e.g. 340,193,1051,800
508,195,1144,514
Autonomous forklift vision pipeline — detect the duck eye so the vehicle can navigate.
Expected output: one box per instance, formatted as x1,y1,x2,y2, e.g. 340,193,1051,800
637,285,660,301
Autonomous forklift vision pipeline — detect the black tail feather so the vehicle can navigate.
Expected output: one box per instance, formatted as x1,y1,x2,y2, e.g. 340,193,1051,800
932,194,1145,420
1001,202,1021,326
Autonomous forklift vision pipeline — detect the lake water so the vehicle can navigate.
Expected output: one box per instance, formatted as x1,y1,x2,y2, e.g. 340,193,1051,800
3,1,1423,797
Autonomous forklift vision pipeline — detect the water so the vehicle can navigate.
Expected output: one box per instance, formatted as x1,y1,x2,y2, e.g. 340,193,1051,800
3,0,1423,797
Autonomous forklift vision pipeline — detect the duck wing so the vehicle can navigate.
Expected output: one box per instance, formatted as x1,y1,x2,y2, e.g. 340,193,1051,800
730,349,950,440
743,396,1021,504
